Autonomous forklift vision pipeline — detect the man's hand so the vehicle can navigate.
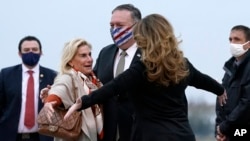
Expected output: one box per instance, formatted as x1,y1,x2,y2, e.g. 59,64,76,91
216,134,226,141
216,125,227,141
40,85,51,103
218,90,227,106
64,98,82,120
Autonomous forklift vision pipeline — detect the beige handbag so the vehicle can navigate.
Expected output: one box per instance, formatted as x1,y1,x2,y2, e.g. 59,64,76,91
37,73,82,140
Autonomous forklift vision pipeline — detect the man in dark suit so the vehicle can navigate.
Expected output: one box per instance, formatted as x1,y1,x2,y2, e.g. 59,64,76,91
93,4,142,141
0,36,57,141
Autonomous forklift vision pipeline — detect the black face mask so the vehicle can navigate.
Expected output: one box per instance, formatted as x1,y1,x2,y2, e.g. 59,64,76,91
21,52,41,66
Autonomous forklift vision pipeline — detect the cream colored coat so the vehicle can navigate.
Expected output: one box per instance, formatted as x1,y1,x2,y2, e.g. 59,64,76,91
49,70,99,141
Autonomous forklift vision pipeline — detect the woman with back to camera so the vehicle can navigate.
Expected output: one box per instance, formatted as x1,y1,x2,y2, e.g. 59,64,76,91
65,14,227,141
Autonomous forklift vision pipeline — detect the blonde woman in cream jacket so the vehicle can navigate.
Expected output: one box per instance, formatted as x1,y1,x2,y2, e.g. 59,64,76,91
42,38,103,141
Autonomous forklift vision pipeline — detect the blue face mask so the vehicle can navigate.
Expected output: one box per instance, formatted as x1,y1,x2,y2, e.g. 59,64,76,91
21,52,41,66
110,25,134,47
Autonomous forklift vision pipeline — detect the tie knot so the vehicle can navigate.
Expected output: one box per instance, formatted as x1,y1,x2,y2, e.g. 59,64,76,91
27,70,33,75
120,51,127,57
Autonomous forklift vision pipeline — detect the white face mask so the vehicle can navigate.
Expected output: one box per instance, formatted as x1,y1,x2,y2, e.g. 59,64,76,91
230,41,249,57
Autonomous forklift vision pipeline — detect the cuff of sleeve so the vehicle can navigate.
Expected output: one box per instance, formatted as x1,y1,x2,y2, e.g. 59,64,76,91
45,94,62,107
80,95,91,110
220,121,230,135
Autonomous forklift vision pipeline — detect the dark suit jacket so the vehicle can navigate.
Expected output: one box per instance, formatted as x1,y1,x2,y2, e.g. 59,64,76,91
85,59,224,141
93,44,141,141
0,64,57,141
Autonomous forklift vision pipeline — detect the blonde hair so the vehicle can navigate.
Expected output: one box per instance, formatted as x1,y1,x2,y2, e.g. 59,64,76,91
59,38,92,74
133,14,189,86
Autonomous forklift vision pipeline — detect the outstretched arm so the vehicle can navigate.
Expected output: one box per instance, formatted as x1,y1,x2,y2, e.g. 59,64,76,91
65,61,145,119
187,59,227,106
64,98,82,120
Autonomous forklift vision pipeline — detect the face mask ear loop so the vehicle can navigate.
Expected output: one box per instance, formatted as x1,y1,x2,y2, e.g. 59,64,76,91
243,41,250,50
243,41,250,45
247,41,250,45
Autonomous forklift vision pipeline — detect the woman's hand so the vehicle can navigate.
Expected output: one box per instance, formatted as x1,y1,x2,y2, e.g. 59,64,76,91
218,90,227,106
43,101,57,123
40,85,51,103
64,98,82,120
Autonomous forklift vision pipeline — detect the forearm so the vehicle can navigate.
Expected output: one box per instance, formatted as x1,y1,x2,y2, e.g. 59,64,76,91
191,72,224,95
80,82,116,110
45,94,62,107
188,61,224,96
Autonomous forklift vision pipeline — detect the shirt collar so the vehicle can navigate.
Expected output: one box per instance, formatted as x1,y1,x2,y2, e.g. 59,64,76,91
22,64,39,73
118,43,137,56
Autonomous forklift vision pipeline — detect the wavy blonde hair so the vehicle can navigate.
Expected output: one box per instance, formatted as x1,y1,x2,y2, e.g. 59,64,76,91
133,14,189,86
59,38,92,74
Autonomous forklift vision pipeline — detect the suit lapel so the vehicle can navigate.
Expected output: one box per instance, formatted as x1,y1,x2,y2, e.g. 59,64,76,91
39,66,45,91
110,45,119,78
15,65,23,102
130,48,141,67
38,66,46,110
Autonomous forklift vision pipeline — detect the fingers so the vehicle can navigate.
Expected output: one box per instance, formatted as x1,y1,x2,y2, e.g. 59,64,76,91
222,91,227,104
221,136,226,141
64,106,74,120
224,90,228,100
40,86,51,103
76,97,82,104
216,126,227,141
218,97,224,107
64,103,79,120
216,134,226,141
47,85,51,89
217,126,221,135
64,98,82,120
218,91,227,106
44,101,57,123
40,89,45,99
221,96,226,106
216,135,222,141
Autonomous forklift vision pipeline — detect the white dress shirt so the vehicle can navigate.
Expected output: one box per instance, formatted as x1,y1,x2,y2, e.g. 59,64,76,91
18,64,40,133
113,43,138,77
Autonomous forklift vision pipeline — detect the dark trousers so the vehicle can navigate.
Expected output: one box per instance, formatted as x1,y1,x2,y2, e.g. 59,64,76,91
16,133,40,141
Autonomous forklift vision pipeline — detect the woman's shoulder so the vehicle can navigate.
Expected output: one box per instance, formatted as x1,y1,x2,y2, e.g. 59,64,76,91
57,73,72,79
54,73,75,84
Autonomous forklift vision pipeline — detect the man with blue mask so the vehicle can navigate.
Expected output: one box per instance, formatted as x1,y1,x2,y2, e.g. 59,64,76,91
0,36,57,141
93,4,142,141
215,25,250,141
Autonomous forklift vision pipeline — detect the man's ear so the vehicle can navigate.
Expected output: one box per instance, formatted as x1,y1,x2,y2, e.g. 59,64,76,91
246,41,250,49
18,52,22,58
